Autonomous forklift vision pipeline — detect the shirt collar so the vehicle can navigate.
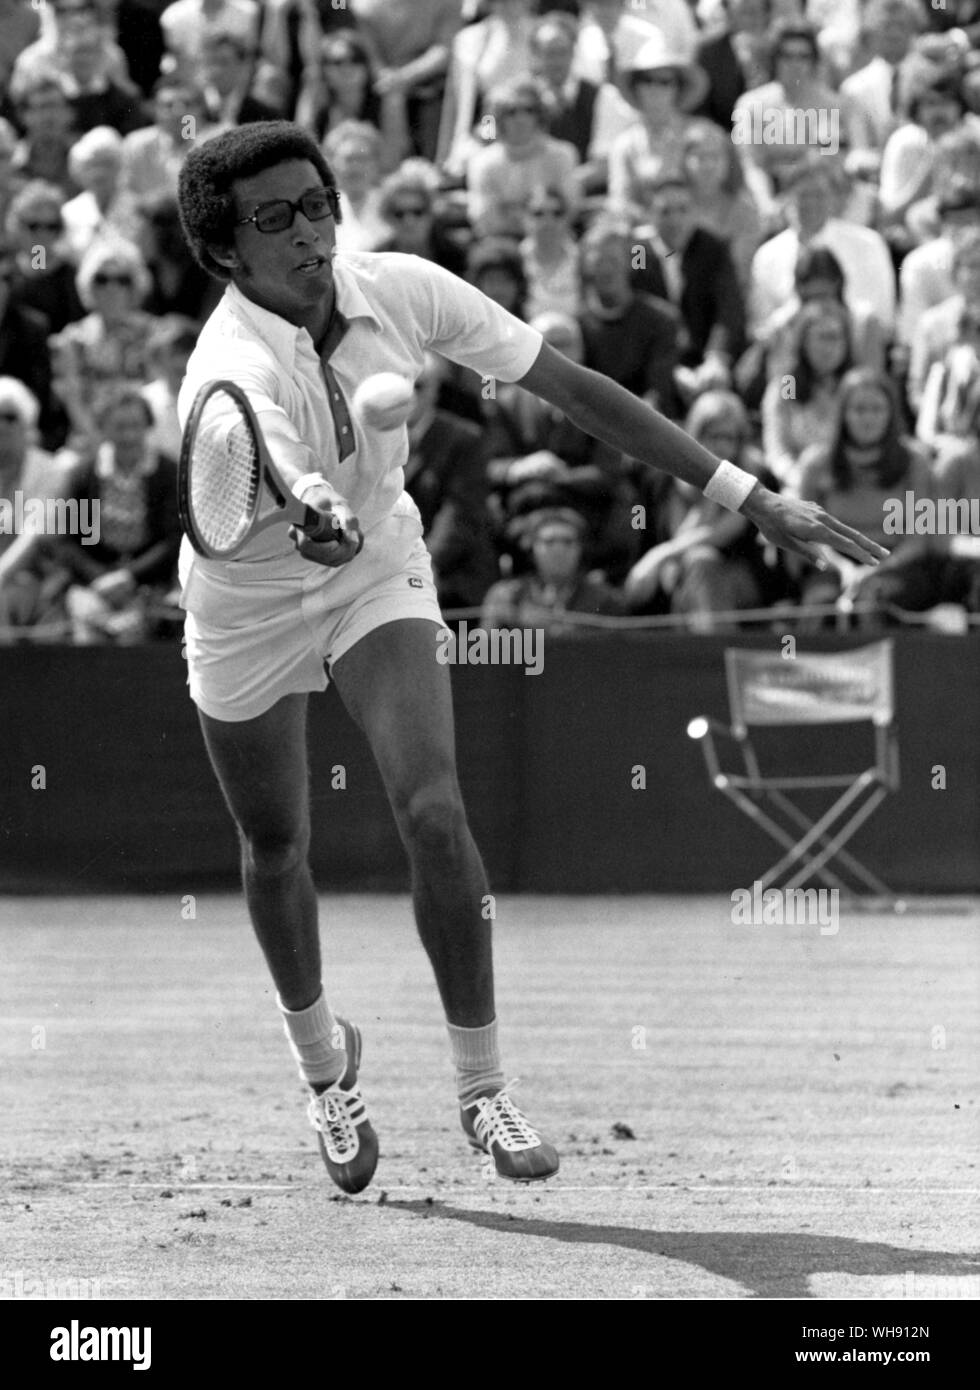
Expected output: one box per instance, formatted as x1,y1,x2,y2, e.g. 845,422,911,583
225,256,383,368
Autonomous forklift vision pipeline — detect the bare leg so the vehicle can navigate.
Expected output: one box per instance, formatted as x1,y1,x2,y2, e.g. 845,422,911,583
198,693,321,1011
331,619,494,1027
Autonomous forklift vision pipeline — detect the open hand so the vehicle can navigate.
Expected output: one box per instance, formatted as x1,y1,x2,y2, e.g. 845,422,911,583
741,487,890,569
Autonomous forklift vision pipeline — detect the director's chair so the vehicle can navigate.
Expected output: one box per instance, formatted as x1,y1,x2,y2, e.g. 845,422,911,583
687,641,899,897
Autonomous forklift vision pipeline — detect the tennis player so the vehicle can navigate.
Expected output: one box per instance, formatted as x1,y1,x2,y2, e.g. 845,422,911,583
175,122,888,1194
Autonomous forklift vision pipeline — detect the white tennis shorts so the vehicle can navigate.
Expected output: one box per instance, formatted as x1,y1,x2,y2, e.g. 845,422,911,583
181,511,444,723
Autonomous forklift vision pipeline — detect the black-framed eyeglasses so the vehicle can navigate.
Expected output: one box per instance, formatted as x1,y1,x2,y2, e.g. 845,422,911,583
235,186,340,235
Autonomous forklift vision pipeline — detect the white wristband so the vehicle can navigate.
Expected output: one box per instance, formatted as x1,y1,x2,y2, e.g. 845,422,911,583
291,472,337,503
702,459,757,512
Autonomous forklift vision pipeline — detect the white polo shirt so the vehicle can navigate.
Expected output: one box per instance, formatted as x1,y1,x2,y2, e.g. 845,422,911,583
177,251,542,604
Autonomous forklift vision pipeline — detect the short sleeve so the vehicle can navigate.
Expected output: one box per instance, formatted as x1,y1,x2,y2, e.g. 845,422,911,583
396,256,543,384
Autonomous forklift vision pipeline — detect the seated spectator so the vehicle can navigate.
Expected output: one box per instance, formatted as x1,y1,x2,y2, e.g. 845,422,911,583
529,9,630,198
159,0,260,82
908,226,980,412
374,162,468,278
578,218,681,417
120,74,212,201
404,351,499,611
0,377,78,631
521,186,581,321
624,389,790,628
322,120,387,253
916,317,980,469
574,0,697,85
738,244,886,408
60,19,147,135
134,189,220,319
692,0,773,131
141,314,199,463
438,0,536,179
54,383,181,642
480,505,626,633
681,119,765,290
878,65,975,252
793,367,950,618
607,32,712,217
5,180,86,332
11,76,78,194
349,0,461,162
199,29,283,126
901,123,980,247
632,173,746,398
761,299,854,488
294,29,409,168
12,0,136,98
61,125,142,262
732,20,855,218
898,182,980,346
465,77,579,239
0,236,59,449
840,0,922,157
49,239,155,453
748,158,896,337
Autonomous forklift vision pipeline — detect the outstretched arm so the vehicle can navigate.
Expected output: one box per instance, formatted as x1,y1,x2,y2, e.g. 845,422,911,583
516,343,890,570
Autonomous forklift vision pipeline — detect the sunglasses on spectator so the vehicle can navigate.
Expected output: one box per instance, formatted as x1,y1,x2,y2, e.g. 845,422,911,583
93,272,133,286
236,186,340,234
390,205,429,220
633,71,678,86
26,220,62,233
530,205,565,219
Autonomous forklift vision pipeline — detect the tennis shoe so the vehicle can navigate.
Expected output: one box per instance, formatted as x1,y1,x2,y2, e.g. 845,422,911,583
307,1019,378,1194
461,1081,559,1182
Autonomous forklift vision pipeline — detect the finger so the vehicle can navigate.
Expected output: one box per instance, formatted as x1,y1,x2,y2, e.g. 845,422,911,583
813,516,891,564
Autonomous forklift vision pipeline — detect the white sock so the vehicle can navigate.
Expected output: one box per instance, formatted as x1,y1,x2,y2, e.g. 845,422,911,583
447,1019,505,1106
278,989,346,1088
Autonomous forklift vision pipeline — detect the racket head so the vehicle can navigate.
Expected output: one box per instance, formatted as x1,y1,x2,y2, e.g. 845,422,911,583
178,380,264,559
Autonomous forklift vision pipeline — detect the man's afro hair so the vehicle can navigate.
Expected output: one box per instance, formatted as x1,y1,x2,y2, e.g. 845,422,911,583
177,121,339,281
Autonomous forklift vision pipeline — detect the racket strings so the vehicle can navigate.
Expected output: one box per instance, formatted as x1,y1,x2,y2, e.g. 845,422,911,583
189,402,261,553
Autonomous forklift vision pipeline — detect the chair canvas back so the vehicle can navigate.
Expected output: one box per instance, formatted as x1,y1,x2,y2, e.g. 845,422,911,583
725,641,895,737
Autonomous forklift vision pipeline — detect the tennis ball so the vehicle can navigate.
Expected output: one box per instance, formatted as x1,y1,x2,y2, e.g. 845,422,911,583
351,372,415,431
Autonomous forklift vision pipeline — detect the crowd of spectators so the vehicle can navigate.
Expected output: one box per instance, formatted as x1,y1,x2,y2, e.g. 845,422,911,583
1,0,980,641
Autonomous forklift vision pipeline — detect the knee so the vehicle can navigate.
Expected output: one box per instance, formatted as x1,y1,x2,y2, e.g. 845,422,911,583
396,779,467,859
240,822,310,878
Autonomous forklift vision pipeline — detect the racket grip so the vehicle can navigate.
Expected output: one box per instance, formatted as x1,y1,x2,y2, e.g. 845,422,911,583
301,504,345,543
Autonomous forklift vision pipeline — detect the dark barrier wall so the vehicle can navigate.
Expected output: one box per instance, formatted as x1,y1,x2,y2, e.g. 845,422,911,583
2,633,978,893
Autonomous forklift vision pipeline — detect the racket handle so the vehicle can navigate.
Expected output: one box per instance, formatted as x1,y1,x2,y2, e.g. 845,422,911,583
301,504,345,543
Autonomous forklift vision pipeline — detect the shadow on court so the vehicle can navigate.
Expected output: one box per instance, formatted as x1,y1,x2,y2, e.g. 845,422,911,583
390,1200,980,1299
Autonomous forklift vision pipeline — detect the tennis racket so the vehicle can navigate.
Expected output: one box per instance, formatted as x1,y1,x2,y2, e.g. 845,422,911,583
178,379,344,559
